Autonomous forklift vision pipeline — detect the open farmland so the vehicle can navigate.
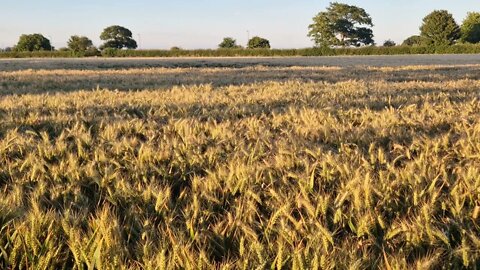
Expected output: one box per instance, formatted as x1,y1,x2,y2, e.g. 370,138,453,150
0,57,480,269
2,54,480,71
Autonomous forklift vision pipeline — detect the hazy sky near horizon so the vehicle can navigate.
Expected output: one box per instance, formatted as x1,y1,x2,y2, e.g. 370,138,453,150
0,0,478,49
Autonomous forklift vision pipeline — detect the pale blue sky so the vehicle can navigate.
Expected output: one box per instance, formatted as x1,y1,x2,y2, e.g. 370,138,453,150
0,1,478,49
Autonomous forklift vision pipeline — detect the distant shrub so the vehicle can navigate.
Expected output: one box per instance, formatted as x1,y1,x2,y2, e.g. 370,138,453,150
0,51,72,58
402,35,433,46
383,40,396,47
101,48,119,57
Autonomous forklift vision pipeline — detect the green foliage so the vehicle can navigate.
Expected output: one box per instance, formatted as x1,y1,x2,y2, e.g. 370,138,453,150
247,36,271,49
420,10,460,45
67,35,93,52
84,47,101,57
308,2,374,47
383,40,396,47
14,34,52,52
402,35,432,46
219,37,241,49
100,25,137,50
101,48,119,57
2,44,480,58
67,35,100,57
461,12,480,43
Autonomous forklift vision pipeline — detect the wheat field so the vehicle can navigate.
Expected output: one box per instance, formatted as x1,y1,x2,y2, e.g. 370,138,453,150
0,60,479,269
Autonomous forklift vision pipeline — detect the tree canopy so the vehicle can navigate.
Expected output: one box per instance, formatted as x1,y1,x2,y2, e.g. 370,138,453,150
383,40,396,47
402,35,432,46
15,34,52,51
219,37,240,49
420,10,460,45
100,25,137,50
247,36,270,49
308,2,374,47
461,12,480,43
67,36,94,52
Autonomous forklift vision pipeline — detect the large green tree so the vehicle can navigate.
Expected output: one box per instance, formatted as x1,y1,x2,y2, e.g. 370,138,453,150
308,2,374,47
67,36,94,52
247,36,270,49
420,10,460,45
219,37,240,49
100,25,137,50
15,34,52,51
461,12,480,43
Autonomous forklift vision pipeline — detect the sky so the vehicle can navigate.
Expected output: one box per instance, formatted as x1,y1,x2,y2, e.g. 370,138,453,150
0,0,478,49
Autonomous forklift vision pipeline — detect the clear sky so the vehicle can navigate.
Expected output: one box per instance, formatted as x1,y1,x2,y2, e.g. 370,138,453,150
0,0,478,49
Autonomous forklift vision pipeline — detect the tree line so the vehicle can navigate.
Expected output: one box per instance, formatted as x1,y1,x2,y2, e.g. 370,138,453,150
6,26,139,56
3,26,272,55
2,2,480,54
307,3,480,47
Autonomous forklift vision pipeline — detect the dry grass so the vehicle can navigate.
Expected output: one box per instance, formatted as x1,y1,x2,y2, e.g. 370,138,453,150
2,64,480,95
0,62,479,269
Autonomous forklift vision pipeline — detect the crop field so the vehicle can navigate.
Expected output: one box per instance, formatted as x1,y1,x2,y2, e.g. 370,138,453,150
2,54,480,71
0,57,480,269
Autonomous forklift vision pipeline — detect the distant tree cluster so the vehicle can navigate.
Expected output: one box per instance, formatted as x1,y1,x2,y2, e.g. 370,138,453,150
248,36,271,49
3,4,480,54
403,10,480,46
217,36,271,49
10,25,137,54
306,2,480,49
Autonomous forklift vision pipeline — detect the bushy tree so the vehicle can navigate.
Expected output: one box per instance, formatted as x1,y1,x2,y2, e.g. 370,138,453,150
461,12,480,43
219,37,240,49
420,10,460,45
383,40,396,47
100,25,137,50
248,36,270,49
402,35,432,46
67,36,94,52
308,2,374,47
15,34,52,51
